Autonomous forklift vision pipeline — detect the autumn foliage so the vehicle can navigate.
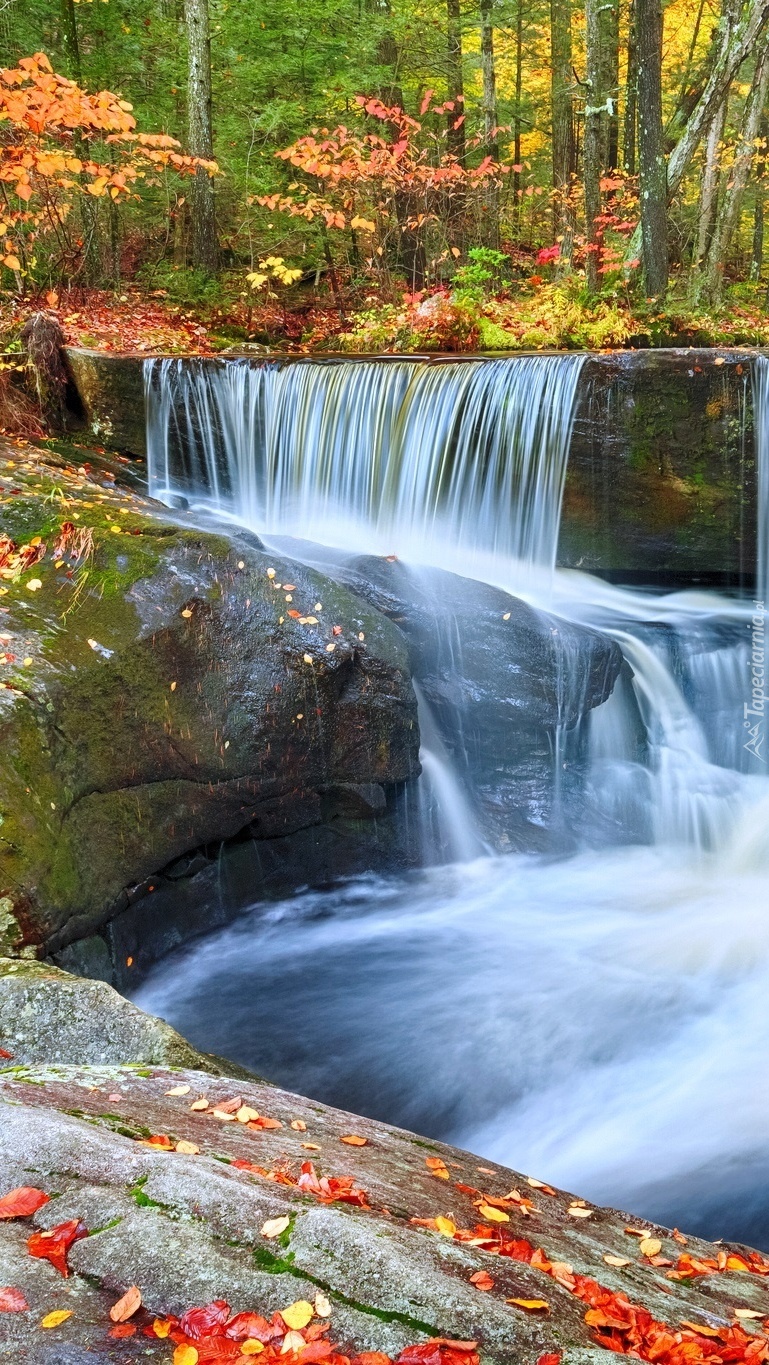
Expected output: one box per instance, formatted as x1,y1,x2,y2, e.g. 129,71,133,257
0,53,216,283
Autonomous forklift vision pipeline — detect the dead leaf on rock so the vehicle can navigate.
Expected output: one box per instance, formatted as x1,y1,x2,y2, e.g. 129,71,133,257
109,1285,142,1323
469,1271,494,1292
639,1238,662,1257
314,1291,332,1317
40,1309,73,1328
508,1299,550,1312
340,1134,367,1146
604,1254,631,1267
165,1085,191,1097
291,1120,307,1131
0,1287,28,1312
425,1157,450,1179
280,1300,314,1330
0,1187,50,1219
261,1216,290,1239
175,1140,200,1155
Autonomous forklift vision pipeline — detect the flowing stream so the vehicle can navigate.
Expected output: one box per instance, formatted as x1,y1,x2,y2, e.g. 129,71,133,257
136,353,769,1246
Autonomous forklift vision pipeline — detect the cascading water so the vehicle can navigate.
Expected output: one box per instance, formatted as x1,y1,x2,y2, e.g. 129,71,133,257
145,354,585,573
135,349,769,1247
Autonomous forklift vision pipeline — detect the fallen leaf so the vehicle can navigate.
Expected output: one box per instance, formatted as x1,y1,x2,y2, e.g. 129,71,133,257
236,1106,260,1123
27,1220,87,1276
508,1298,550,1312
435,1217,457,1236
714,356,726,365
680,1321,721,1337
109,1285,142,1323
291,1120,307,1132
340,1134,367,1146
152,1318,172,1337
241,1343,265,1356
41,1309,73,1328
0,1187,50,1219
165,1085,191,1096
625,1227,648,1237
281,1330,306,1353
280,1300,314,1330
26,578,42,592
526,1178,556,1195
175,1140,200,1155
639,1238,662,1257
261,1216,290,1239
469,1271,494,1292
173,1347,199,1365
603,1254,631,1267
0,1287,28,1312
568,1205,593,1218
536,1355,562,1365
314,1291,332,1317
212,1109,237,1122
425,1157,450,1180
146,1134,174,1148
301,1142,321,1150
190,1098,209,1111
734,1309,764,1319
108,1323,137,1338
477,1204,510,1224
180,1300,230,1339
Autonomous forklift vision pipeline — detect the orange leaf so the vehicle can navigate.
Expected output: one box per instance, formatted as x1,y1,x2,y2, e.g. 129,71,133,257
508,1299,550,1312
469,1271,494,1292
425,1157,450,1179
0,1187,50,1219
340,1134,367,1146
109,1285,141,1323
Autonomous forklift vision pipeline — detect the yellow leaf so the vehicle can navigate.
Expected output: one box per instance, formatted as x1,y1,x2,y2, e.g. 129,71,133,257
734,1309,764,1320
190,1098,209,1111
477,1204,510,1223
181,609,193,619
41,1310,73,1328
152,1318,171,1337
174,1348,199,1365
241,1343,265,1355
639,1238,662,1257
681,1321,721,1337
3,255,21,272
261,1216,290,1239
280,1300,314,1331
236,1105,260,1123
165,1085,191,1096
604,1254,631,1267
351,216,376,232
175,1140,200,1155
568,1205,593,1218
435,1217,457,1236
507,1299,549,1312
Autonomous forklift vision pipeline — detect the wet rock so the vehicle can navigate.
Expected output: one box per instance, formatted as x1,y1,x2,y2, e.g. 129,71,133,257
0,1048,765,1364
0,442,419,972
339,556,623,848
0,957,250,1074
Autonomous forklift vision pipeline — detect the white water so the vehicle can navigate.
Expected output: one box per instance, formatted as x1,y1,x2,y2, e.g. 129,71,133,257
137,350,769,1245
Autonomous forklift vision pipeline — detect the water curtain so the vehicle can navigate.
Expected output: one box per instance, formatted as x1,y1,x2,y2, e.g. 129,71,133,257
145,354,586,571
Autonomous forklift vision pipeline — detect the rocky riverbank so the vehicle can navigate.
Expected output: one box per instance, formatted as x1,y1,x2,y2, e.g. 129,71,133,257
2,960,769,1365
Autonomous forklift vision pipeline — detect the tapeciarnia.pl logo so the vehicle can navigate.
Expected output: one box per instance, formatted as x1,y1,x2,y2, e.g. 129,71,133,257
744,600,766,762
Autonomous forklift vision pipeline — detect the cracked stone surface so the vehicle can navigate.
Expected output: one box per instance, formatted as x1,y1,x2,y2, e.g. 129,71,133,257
1,1061,768,1364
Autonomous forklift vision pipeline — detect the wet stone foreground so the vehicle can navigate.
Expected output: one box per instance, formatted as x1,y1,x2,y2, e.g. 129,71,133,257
2,1055,769,1365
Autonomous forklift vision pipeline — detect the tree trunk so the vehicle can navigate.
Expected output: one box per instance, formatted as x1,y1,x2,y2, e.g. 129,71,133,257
59,0,101,284
551,0,575,233
513,0,524,221
624,0,638,173
625,0,769,264
752,191,765,279
701,42,769,302
599,0,621,168
584,0,605,291
480,0,500,244
446,0,466,163
695,98,728,268
636,0,668,295
184,0,218,271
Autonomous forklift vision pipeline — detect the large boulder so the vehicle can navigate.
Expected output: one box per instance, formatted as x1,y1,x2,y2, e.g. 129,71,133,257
0,442,419,976
338,557,624,848
0,983,766,1364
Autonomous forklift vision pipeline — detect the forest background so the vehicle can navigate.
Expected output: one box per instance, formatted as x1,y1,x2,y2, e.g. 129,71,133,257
2,0,769,354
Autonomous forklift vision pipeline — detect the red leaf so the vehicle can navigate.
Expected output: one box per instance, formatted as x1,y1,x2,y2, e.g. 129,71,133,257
224,1312,281,1342
108,1323,137,1338
27,1220,87,1277
0,1186,50,1219
536,1356,562,1365
179,1300,231,1339
0,1047,13,1059
0,1287,28,1312
469,1270,494,1292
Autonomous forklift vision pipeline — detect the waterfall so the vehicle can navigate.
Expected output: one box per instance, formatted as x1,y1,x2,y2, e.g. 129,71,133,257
145,354,586,574
752,355,769,604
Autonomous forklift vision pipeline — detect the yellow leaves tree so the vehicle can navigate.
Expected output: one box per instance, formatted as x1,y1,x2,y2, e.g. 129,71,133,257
0,52,217,284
